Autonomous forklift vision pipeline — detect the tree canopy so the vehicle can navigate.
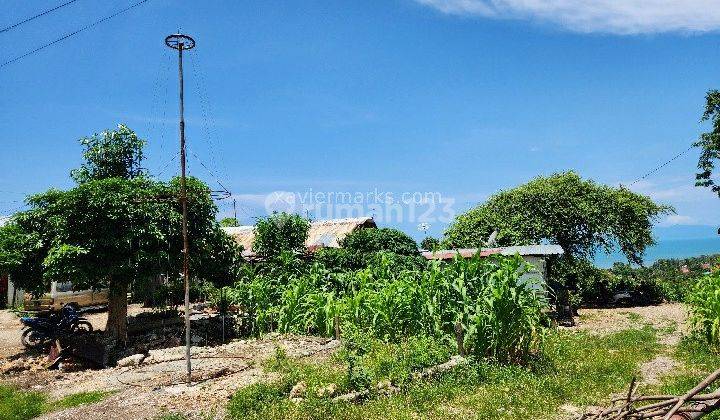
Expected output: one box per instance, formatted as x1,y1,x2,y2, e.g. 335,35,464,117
420,236,441,251
252,212,310,259
71,124,146,183
220,217,240,227
0,125,240,339
443,172,672,264
695,90,720,197
341,228,419,257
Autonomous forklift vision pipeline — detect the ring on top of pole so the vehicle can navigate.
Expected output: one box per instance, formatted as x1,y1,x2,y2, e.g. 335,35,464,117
165,33,195,50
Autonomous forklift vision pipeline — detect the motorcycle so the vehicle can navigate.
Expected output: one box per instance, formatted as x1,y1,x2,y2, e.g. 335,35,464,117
20,305,94,349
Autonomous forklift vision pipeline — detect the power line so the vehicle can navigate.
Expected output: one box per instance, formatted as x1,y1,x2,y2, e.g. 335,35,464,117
628,145,694,187
1,0,150,69
0,0,81,34
187,145,232,197
155,152,180,179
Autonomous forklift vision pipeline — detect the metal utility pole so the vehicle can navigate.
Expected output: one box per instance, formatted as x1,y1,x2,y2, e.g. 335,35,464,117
233,198,238,223
165,33,196,385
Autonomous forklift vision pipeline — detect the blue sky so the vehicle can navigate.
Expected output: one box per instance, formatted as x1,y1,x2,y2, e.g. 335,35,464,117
1,0,719,242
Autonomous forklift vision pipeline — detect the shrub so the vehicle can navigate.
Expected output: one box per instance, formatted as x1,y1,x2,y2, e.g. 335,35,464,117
253,212,310,258
420,236,441,251
219,217,240,227
687,270,720,347
313,247,360,272
341,228,419,257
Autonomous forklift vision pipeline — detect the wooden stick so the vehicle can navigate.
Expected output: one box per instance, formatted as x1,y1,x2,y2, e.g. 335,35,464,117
664,368,720,419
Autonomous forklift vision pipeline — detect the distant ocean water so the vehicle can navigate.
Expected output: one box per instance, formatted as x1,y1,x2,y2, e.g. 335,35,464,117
594,237,720,268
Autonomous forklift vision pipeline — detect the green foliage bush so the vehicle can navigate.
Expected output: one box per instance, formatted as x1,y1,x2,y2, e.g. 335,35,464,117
687,270,720,347
420,236,441,251
342,332,452,388
573,255,719,306
253,212,310,259
313,247,361,272
341,228,419,257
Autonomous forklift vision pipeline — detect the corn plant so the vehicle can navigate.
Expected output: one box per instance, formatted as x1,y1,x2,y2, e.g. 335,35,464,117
687,270,720,347
464,255,547,363
230,251,549,364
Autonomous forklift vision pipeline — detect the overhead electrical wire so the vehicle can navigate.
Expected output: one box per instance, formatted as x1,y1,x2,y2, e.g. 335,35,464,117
628,145,695,187
1,0,151,69
0,0,81,34
187,146,232,199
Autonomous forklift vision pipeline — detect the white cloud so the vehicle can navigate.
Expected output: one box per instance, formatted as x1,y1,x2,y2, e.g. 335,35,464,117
618,177,720,227
625,179,710,204
415,0,720,34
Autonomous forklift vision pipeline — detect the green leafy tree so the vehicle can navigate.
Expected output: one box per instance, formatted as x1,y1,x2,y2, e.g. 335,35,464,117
695,90,720,197
341,228,419,256
444,172,671,263
443,172,672,308
71,124,146,183
420,236,441,251
0,125,240,340
253,212,310,259
220,217,240,227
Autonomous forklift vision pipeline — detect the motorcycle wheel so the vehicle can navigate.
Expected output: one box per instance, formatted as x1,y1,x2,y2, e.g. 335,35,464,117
71,320,93,334
21,329,47,349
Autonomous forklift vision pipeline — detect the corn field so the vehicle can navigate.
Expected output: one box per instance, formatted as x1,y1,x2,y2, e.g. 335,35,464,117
228,253,548,364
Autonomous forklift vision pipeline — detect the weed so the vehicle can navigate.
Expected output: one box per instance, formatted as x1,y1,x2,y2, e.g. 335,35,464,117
54,390,114,409
0,386,45,420
227,328,659,420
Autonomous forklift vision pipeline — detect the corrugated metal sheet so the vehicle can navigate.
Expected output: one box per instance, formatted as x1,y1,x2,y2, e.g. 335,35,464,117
222,216,376,256
498,245,564,256
422,245,563,260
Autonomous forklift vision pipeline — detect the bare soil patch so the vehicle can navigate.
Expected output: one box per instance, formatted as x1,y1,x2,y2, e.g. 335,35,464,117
573,303,688,390
573,303,686,345
12,334,339,420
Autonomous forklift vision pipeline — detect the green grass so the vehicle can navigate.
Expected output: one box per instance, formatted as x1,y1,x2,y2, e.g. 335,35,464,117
623,312,643,323
54,390,114,410
227,327,660,420
0,385,114,420
657,337,720,420
0,386,45,420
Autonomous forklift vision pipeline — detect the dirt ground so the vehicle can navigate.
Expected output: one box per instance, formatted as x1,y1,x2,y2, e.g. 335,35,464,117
0,303,691,419
572,302,688,387
572,302,687,345
5,331,339,419
0,305,150,359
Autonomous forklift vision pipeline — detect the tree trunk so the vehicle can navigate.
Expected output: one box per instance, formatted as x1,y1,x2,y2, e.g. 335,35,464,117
105,277,128,342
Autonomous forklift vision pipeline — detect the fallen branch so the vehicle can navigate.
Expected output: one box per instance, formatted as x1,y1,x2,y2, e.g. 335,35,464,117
331,356,467,404
574,368,720,420
663,368,720,419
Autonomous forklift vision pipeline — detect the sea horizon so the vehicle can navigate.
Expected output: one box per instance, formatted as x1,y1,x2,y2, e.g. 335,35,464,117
594,237,720,268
